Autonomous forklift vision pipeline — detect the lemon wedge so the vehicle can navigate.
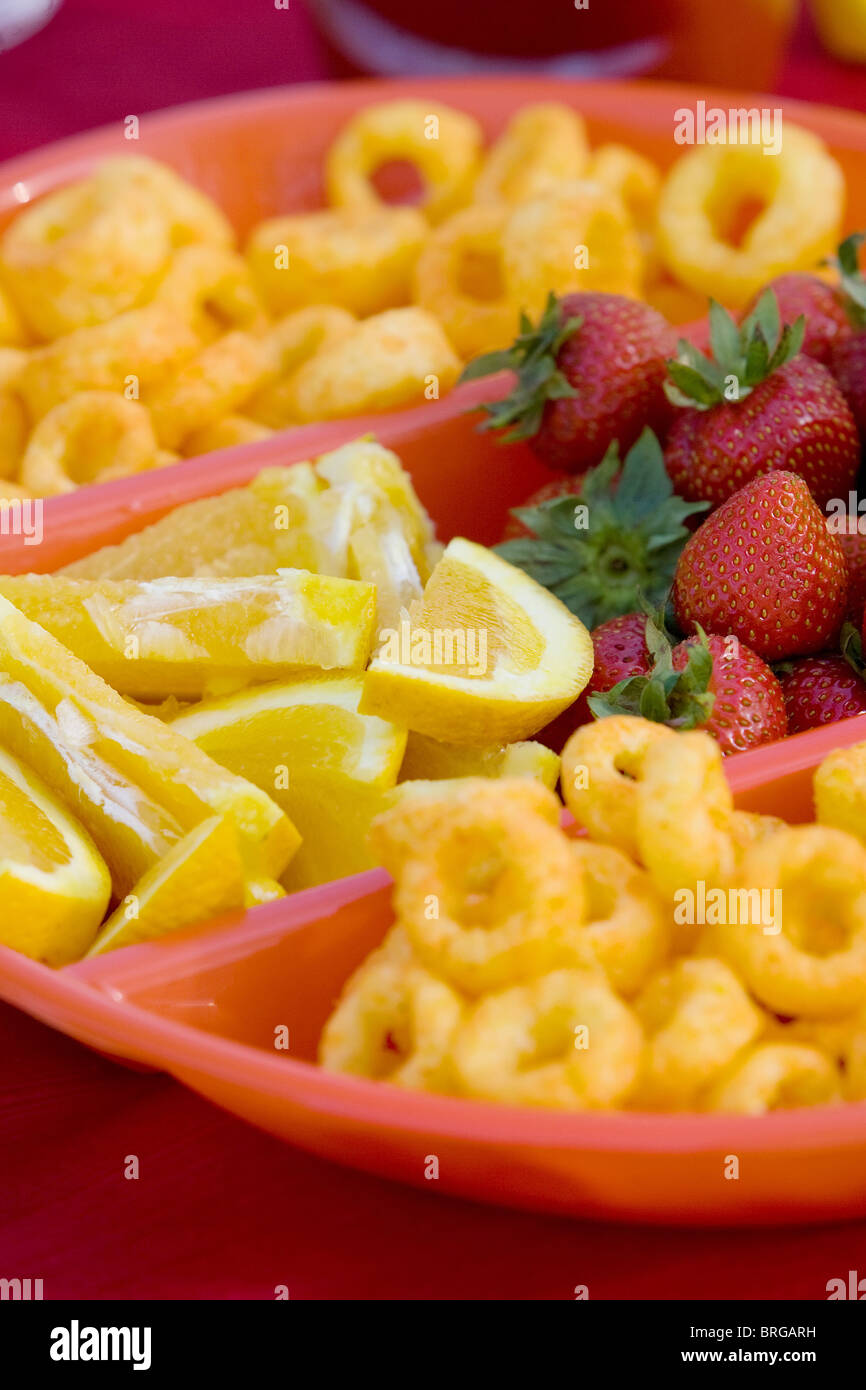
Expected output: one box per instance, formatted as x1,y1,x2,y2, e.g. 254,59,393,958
171,673,407,891
86,815,245,956
360,537,593,745
0,746,111,965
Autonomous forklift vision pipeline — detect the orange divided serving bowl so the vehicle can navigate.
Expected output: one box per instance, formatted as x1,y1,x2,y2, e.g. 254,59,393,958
2,80,866,1226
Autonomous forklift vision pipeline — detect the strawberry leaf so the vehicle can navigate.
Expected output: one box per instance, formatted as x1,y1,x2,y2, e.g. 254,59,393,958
828,232,866,327
666,288,803,407
496,429,708,628
589,620,716,729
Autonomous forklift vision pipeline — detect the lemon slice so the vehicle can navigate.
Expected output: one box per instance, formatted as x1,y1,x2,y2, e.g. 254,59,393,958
360,537,593,745
0,595,299,890
171,673,407,891
399,731,560,787
0,746,111,966
0,572,377,699
86,815,245,956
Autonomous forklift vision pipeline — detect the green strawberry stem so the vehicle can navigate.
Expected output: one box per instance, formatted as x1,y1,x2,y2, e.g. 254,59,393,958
665,289,805,410
828,232,866,328
458,293,582,440
588,618,715,729
495,427,708,628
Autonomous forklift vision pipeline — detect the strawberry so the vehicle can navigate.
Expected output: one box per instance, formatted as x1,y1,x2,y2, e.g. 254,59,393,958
663,292,860,509
742,272,852,367
590,619,787,755
501,475,586,541
672,471,848,662
778,653,866,733
833,522,866,624
496,428,707,627
827,232,866,437
461,292,676,473
537,611,651,750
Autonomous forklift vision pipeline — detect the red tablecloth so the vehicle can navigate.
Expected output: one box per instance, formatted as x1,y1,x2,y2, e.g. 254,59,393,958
2,1,866,1300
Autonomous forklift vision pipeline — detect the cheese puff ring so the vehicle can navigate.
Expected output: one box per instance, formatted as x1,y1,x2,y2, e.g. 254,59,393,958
452,968,644,1110
768,1010,866,1100
372,778,590,995
711,825,866,1019
19,391,159,497
560,715,676,862
319,953,465,1092
703,1043,841,1114
0,166,172,339
327,100,482,225
245,306,356,429
656,124,844,308
15,304,200,422
98,157,234,250
181,414,273,458
566,841,669,997
413,205,520,359
585,145,661,237
287,307,461,423
473,103,589,205
631,957,762,1110
0,347,28,481
246,206,426,319
144,331,275,449
636,730,736,903
814,739,866,844
0,282,28,347
153,246,269,341
502,182,644,319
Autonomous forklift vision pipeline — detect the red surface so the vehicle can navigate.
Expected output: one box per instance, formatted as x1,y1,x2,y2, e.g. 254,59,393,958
2,1,866,1300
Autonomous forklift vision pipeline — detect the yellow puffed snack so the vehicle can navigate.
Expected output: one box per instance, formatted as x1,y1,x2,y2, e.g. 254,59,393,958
319,946,465,1092
636,730,736,904
709,825,866,1019
246,206,426,319
0,168,172,339
632,957,762,1110
560,715,676,862
326,99,482,224
503,181,644,318
413,205,519,359
0,346,28,480
286,307,461,423
703,1043,841,1114
779,1010,866,1102
371,778,592,996
101,156,234,250
452,968,644,1110
181,414,273,457
568,840,669,998
144,330,275,449
585,144,661,239
656,123,845,308
153,244,269,341
245,305,357,428
0,282,29,347
15,303,201,422
814,738,866,843
473,103,589,204
19,391,160,496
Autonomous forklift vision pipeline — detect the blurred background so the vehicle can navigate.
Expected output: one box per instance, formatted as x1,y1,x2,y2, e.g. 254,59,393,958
0,0,864,163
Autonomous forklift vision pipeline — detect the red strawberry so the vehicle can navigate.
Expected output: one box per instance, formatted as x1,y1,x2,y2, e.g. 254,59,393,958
830,332,866,438
664,293,860,509
502,475,586,540
671,633,787,755
672,471,848,662
743,273,852,367
833,521,866,624
462,292,676,473
779,654,866,733
588,618,786,754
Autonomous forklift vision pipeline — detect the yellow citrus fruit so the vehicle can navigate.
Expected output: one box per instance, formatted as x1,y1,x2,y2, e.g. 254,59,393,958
0,572,376,699
399,730,560,787
0,745,111,966
360,537,593,745
171,673,407,891
86,815,245,957
0,595,299,892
